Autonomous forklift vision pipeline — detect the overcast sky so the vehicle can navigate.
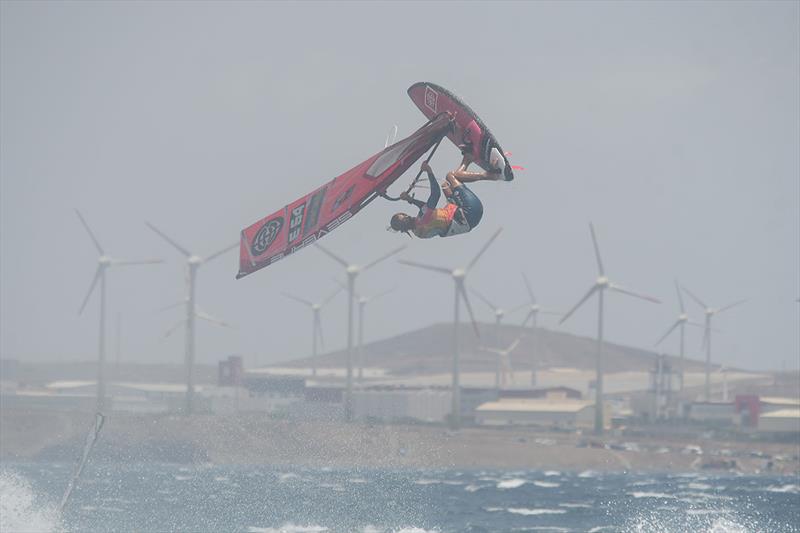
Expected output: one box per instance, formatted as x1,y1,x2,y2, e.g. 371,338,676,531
1,1,798,372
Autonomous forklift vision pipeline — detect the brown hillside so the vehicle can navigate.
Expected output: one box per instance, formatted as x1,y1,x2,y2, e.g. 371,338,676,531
281,323,707,375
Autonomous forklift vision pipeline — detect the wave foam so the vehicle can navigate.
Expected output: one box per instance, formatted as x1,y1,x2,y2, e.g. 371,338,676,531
497,478,527,489
507,508,567,516
0,472,60,533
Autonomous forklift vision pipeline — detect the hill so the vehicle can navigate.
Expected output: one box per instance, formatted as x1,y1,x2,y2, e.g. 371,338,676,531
280,322,709,375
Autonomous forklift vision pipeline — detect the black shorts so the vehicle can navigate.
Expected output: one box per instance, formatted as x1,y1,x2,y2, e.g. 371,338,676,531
451,184,483,228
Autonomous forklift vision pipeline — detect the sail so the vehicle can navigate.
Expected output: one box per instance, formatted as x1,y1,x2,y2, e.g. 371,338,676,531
237,113,452,279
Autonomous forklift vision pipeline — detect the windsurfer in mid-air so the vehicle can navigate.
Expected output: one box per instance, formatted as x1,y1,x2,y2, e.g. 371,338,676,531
389,160,499,238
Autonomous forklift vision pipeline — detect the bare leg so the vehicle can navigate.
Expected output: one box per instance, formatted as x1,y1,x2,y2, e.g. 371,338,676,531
449,169,501,183
451,154,501,182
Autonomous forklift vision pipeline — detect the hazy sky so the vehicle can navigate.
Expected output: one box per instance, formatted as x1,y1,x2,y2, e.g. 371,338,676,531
1,1,798,372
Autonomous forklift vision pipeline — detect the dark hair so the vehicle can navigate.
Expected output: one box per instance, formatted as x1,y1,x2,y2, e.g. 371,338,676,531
390,213,408,231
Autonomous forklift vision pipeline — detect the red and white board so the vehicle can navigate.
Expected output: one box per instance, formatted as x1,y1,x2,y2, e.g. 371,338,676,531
407,82,514,182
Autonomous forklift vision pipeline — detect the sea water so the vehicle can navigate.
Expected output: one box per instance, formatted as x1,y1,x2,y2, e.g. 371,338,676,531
1,463,798,532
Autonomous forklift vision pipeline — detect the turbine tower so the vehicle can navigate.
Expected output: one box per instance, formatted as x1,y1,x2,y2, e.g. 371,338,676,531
655,280,703,391
282,286,343,377
470,287,526,390
559,223,660,434
314,243,406,421
681,286,746,401
399,227,503,429
335,281,396,382
519,273,561,387
76,210,162,411
146,222,237,414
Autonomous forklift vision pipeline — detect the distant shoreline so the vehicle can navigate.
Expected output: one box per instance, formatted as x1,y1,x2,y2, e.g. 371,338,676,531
1,409,797,477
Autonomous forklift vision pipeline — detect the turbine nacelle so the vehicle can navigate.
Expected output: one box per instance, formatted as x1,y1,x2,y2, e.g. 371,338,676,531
596,276,610,288
188,255,203,266
452,268,467,280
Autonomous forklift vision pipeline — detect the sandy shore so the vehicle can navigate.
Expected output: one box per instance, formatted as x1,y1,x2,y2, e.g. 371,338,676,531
1,409,797,475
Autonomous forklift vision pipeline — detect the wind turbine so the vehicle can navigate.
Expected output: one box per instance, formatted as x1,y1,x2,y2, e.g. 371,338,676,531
655,280,703,391
314,243,406,421
334,281,396,382
519,273,561,386
470,287,526,390
399,227,503,429
282,286,343,377
479,333,526,389
76,210,162,411
559,223,660,434
681,285,746,402
146,221,237,414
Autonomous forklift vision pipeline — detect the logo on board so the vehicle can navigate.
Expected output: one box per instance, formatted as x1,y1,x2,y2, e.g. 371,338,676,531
251,217,284,256
424,86,438,113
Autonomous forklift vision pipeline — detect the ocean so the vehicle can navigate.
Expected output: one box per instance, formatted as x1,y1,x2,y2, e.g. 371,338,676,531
1,463,798,532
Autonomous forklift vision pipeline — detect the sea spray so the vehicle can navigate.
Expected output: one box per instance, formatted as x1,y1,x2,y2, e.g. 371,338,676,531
0,471,61,533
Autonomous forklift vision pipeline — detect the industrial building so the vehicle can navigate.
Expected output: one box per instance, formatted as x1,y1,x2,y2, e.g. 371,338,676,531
475,397,599,429
352,387,451,423
757,408,800,435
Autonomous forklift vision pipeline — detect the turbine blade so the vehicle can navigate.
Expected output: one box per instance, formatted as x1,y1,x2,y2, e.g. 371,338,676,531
718,299,747,314
655,320,681,346
506,334,525,354
363,245,407,271
520,309,534,328
75,209,104,255
145,222,192,257
540,310,562,316
367,286,396,303
157,300,186,312
470,287,498,313
162,320,185,339
608,283,661,304
589,223,605,276
508,302,529,315
195,309,232,328
282,292,313,307
321,285,344,307
458,283,481,338
204,242,239,264
675,279,685,313
314,242,350,268
559,285,599,324
110,258,163,266
467,227,503,270
522,272,537,304
78,267,102,315
398,259,452,275
682,286,708,310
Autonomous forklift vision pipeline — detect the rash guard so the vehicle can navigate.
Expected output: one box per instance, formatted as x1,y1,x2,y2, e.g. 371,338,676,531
412,171,469,238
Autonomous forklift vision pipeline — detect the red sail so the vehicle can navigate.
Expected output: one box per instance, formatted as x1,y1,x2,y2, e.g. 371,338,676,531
236,113,452,279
